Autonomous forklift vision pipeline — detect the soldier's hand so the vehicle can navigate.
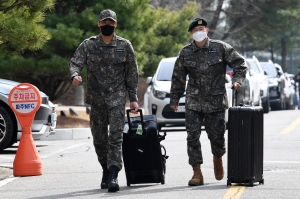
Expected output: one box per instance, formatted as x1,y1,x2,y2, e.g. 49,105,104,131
72,76,82,86
170,105,178,112
130,102,139,114
232,82,241,90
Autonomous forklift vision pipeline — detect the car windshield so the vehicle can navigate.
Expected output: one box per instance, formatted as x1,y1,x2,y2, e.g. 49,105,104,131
247,60,260,74
156,60,189,81
260,62,276,77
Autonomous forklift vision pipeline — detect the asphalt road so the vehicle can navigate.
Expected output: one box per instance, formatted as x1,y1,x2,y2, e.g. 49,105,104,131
0,109,300,199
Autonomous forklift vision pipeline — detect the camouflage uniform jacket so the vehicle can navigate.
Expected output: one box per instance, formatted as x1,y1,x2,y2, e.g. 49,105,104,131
170,38,247,113
69,34,138,108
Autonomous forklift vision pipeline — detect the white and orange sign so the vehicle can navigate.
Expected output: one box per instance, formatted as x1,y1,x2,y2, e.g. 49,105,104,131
9,84,41,115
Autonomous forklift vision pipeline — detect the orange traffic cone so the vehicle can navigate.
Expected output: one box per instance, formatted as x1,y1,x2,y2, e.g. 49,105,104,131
13,126,42,176
8,83,43,177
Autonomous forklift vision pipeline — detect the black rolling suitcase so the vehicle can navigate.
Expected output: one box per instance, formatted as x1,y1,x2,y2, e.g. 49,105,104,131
227,91,264,187
123,109,168,186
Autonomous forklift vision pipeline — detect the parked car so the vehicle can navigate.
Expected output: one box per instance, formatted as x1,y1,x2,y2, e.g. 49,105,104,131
0,78,57,150
246,56,270,113
226,65,250,106
274,63,296,109
226,59,261,108
259,60,285,110
286,73,299,109
284,72,296,109
144,57,233,130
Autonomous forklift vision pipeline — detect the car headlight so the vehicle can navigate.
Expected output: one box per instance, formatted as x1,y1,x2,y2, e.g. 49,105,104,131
41,96,49,105
153,88,167,100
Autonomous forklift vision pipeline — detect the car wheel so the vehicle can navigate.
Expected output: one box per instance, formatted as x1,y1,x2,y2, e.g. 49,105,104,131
262,96,270,113
275,94,285,110
291,95,296,109
287,95,295,110
281,97,286,110
0,106,16,150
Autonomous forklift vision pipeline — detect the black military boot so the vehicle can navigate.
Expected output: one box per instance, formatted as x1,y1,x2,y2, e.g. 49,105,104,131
108,165,120,192
100,164,109,189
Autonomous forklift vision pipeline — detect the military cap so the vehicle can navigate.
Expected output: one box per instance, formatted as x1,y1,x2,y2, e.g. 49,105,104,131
99,9,117,22
188,18,208,32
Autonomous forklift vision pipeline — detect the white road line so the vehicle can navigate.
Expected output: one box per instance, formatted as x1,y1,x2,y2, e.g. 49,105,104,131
0,143,87,188
0,176,19,188
264,161,300,164
0,156,14,160
41,143,87,159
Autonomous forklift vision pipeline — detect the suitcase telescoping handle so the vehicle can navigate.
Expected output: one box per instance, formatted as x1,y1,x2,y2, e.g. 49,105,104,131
232,89,238,107
126,109,144,135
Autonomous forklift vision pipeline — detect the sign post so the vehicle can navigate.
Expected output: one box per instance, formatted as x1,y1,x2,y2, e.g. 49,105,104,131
8,83,42,176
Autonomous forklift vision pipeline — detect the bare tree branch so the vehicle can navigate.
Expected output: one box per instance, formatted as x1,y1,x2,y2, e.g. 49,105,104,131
208,0,225,38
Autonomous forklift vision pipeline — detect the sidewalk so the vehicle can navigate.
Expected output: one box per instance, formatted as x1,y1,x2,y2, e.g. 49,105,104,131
42,105,144,141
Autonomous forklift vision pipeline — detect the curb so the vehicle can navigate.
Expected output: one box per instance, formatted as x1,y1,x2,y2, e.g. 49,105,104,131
41,128,91,141
46,107,145,141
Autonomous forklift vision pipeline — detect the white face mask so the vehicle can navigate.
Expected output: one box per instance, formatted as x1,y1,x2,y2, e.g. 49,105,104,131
192,31,207,42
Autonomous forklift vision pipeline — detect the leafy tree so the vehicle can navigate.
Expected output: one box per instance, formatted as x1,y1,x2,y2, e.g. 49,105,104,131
228,0,300,71
0,0,55,56
0,0,197,101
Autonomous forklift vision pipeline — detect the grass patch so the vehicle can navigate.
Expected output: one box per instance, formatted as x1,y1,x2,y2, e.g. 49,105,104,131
56,111,90,128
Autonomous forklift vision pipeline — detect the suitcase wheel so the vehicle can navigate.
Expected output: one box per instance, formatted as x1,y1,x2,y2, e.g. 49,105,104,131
227,180,231,186
259,179,264,185
249,180,254,187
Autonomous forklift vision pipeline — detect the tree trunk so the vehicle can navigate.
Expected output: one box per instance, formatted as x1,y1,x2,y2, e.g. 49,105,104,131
208,0,224,38
281,38,287,72
270,43,274,62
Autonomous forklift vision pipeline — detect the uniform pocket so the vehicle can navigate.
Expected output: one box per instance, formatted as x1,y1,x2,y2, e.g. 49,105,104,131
87,53,101,68
113,53,126,65
208,55,224,74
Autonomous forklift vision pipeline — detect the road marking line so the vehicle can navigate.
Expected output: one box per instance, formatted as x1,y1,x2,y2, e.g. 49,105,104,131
280,116,300,134
0,156,14,160
0,143,87,188
264,161,300,164
223,186,245,199
41,143,87,159
0,176,19,188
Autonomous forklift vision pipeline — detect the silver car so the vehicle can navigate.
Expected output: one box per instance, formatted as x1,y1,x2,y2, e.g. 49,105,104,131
144,57,233,130
0,78,57,150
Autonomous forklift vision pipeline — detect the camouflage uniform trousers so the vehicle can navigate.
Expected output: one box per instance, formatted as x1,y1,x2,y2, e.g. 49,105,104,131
90,101,125,171
186,109,226,165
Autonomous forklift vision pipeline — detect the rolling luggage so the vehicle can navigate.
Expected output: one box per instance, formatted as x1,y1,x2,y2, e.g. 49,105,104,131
227,91,264,187
122,109,168,186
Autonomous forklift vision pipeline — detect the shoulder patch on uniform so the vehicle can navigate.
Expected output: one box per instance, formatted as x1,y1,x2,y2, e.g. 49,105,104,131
88,36,97,40
116,35,127,41
84,36,98,42
210,39,227,46
182,42,192,49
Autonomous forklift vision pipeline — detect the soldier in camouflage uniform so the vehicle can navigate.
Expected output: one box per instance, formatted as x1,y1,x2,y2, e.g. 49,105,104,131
69,9,139,192
170,18,247,186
